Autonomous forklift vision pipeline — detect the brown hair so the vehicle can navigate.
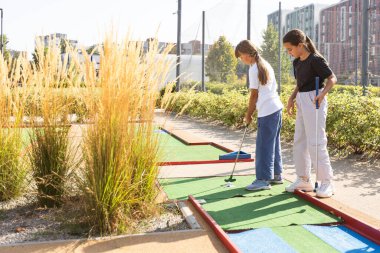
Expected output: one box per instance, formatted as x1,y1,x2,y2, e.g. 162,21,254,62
282,29,323,58
235,40,269,85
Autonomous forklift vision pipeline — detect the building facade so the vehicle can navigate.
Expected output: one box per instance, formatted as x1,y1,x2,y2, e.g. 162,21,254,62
267,9,291,36
285,4,328,45
35,33,78,51
319,0,380,85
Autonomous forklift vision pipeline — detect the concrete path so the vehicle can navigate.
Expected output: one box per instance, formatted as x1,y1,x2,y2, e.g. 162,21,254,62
155,113,380,224
159,162,254,179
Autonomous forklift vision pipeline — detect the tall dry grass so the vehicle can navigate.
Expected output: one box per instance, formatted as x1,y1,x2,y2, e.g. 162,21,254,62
0,53,29,201
26,37,83,207
81,34,173,234
0,31,173,233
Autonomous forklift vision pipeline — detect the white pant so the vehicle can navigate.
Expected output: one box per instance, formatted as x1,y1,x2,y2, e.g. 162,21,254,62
293,90,333,181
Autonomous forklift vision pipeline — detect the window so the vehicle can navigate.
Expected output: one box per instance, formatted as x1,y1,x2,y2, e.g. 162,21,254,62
326,44,330,62
340,6,346,41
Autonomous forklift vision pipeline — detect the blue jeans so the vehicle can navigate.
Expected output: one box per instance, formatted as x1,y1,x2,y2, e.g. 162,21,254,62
255,109,283,180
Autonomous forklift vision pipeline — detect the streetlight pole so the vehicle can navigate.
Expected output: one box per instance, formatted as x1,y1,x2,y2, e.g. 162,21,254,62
202,11,205,92
176,0,182,92
278,2,282,95
355,0,359,86
0,8,3,55
361,0,369,96
246,0,251,88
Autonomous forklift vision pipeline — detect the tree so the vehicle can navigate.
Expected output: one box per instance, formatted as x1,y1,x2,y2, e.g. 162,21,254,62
261,24,292,84
206,36,237,83
86,44,100,55
236,61,248,79
0,34,11,61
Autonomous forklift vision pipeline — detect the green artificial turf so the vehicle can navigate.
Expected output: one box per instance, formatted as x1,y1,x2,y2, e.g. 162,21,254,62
159,176,340,230
157,132,227,162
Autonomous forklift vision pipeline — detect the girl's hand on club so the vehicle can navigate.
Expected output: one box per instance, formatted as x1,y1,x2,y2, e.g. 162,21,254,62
287,98,295,116
314,93,325,107
244,114,253,125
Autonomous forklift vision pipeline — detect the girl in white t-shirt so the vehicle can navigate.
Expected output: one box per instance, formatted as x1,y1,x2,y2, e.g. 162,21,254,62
235,40,284,191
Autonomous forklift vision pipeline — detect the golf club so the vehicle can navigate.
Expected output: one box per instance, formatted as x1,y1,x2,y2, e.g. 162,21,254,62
314,76,320,192
224,123,249,185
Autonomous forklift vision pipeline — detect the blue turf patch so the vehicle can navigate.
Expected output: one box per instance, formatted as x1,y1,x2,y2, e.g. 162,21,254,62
219,151,251,160
228,228,297,253
303,225,380,253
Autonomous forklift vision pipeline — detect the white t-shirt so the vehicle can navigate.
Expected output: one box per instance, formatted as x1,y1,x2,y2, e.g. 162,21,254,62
249,60,283,117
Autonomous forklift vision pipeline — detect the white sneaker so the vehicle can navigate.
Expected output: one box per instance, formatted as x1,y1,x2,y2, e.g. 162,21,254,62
285,177,314,193
316,180,334,198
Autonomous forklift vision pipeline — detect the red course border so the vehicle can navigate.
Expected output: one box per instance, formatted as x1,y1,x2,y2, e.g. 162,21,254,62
158,159,253,166
188,195,241,253
294,189,380,245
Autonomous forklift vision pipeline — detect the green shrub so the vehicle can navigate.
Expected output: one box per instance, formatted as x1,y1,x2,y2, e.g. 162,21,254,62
168,84,380,157
332,84,380,97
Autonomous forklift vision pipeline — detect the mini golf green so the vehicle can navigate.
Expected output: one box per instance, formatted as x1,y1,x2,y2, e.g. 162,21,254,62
5,127,69,148
1,128,33,146
21,128,33,145
271,226,339,253
157,131,228,162
159,176,340,230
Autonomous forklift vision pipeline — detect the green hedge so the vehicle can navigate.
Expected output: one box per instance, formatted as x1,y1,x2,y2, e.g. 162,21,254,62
179,80,248,95
169,85,380,157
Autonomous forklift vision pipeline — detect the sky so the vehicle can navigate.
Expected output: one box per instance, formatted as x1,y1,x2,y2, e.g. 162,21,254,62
1,0,339,54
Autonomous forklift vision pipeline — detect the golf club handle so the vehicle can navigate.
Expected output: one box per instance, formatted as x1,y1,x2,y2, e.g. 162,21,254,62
315,76,320,109
238,126,249,152
231,126,248,172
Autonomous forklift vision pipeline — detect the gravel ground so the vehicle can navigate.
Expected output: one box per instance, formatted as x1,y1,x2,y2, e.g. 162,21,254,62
0,194,189,246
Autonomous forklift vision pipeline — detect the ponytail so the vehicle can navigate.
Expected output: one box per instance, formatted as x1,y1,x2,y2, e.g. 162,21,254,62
255,54,269,85
305,35,323,57
235,40,270,85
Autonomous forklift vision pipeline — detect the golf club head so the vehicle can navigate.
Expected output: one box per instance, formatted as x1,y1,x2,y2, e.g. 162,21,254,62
224,177,237,182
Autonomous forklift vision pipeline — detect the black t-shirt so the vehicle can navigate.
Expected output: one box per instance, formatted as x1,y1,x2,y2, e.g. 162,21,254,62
293,53,333,92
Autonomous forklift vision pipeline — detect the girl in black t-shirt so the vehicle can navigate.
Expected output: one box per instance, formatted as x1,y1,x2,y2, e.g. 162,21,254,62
282,29,337,198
